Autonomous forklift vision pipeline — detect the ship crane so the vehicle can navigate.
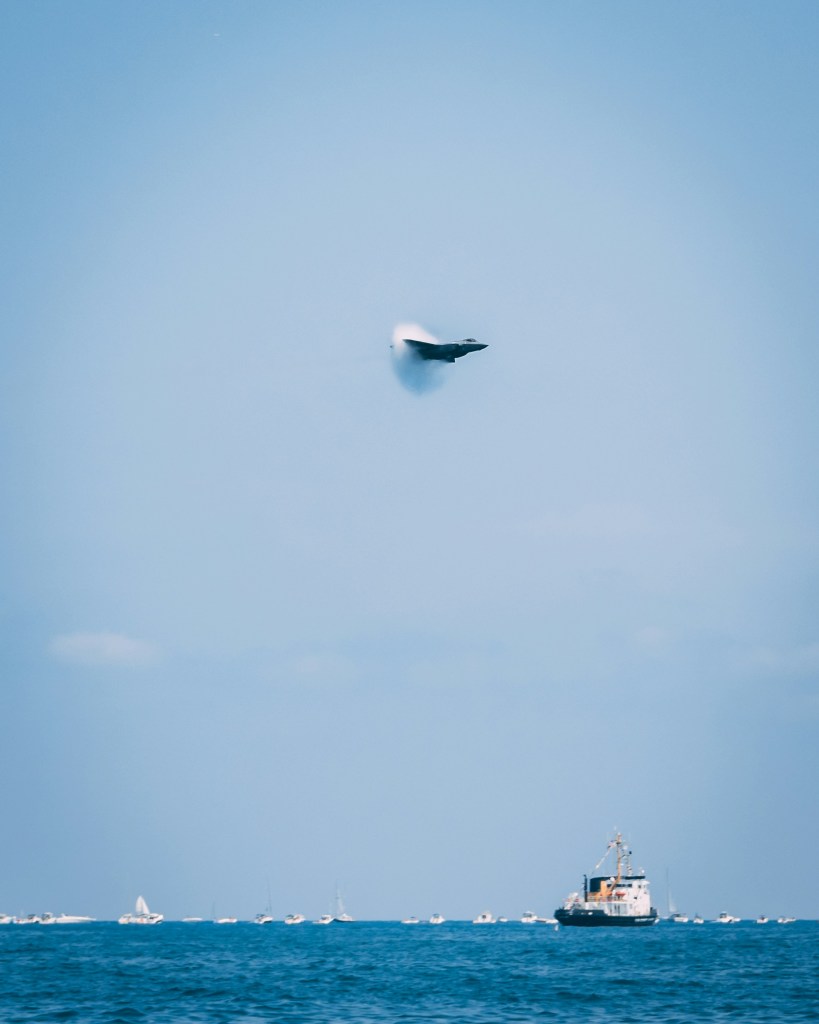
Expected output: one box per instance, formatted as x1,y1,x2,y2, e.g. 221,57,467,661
592,831,633,881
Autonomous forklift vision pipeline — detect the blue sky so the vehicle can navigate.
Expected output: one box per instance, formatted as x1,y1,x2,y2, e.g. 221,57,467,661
2,0,818,920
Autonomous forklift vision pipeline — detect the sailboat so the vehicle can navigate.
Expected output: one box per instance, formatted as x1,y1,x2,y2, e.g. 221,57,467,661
666,871,689,922
332,889,354,923
118,896,163,925
254,881,275,923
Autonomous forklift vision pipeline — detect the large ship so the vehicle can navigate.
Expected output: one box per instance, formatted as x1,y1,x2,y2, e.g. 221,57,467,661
555,833,659,927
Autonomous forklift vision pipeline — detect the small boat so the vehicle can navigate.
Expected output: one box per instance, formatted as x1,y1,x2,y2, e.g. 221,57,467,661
284,913,306,925
314,914,333,925
715,911,739,924
215,917,237,924
14,914,43,925
50,914,94,924
538,916,558,924
332,891,354,923
401,916,420,925
756,916,769,924
555,833,658,927
665,873,688,923
520,911,538,924
0,914,13,925
497,917,508,923
254,913,274,924
693,914,704,925
472,911,495,924
119,896,163,925
182,917,204,922
777,916,796,924
428,913,445,925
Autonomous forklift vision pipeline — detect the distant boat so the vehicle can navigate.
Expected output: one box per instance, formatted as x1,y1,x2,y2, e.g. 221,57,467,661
665,871,687,922
332,890,354,923
182,917,203,922
472,911,495,924
693,914,704,925
521,911,557,924
756,916,769,924
401,916,420,925
313,914,333,925
215,917,237,924
119,896,163,925
14,915,43,925
0,914,13,925
428,913,445,925
253,913,274,924
284,914,306,925
49,914,94,924
715,912,740,924
777,916,796,924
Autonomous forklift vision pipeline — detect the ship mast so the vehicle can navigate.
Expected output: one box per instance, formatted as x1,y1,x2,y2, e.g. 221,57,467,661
593,831,633,881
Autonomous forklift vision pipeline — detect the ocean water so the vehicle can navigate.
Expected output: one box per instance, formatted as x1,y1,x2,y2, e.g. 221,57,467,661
1,920,816,1023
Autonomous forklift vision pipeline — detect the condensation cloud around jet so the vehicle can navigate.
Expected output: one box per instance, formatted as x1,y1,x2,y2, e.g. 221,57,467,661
390,323,486,393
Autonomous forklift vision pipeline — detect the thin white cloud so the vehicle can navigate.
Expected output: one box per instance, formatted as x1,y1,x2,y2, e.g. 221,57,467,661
634,626,672,652
523,502,651,541
50,632,158,668
291,652,358,683
740,643,819,677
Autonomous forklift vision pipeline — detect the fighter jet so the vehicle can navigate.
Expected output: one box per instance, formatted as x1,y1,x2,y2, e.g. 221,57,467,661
402,338,487,363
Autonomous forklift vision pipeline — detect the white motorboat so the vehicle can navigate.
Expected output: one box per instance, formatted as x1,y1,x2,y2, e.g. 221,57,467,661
401,916,420,924
0,914,13,925
314,914,333,925
777,916,796,924
15,915,43,925
538,916,558,924
520,911,538,924
119,896,163,925
715,912,740,923
254,913,274,924
284,913,306,925
429,913,445,925
669,913,689,923
756,916,769,924
472,911,495,924
693,915,704,924
51,914,94,924
215,917,237,924
182,917,204,922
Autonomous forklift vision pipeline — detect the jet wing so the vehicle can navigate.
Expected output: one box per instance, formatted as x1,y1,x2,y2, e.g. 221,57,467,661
403,338,450,360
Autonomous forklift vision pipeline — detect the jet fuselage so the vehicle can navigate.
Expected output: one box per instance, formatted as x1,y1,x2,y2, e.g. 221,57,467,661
403,338,487,363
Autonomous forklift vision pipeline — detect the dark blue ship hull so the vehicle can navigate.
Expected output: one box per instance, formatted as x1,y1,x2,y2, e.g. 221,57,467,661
555,907,659,927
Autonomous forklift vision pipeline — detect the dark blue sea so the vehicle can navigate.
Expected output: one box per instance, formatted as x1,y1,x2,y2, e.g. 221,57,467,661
1,921,817,1023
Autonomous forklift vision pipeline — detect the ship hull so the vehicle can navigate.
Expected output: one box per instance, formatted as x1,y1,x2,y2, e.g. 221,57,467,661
555,908,658,927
